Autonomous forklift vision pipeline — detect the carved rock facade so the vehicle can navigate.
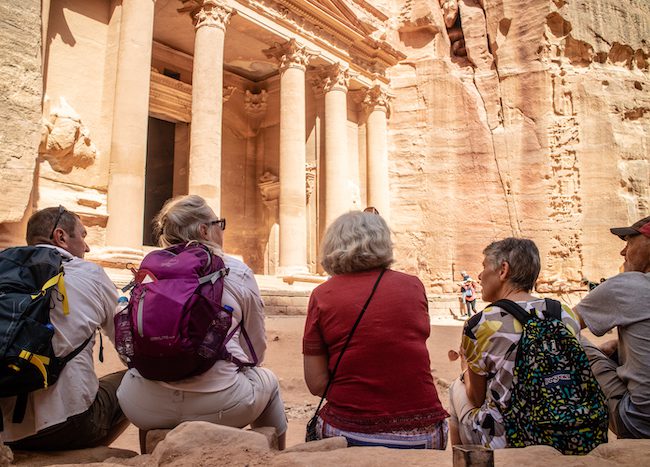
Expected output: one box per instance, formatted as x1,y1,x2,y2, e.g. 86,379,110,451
0,0,648,298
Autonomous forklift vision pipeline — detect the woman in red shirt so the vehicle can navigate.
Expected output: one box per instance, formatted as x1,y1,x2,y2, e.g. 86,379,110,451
303,211,449,448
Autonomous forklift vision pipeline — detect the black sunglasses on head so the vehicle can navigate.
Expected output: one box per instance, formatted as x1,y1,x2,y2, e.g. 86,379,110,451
207,218,226,231
49,205,67,239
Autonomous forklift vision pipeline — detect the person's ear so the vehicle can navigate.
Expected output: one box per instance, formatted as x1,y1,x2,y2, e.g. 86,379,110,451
198,223,209,240
51,228,66,248
498,261,510,281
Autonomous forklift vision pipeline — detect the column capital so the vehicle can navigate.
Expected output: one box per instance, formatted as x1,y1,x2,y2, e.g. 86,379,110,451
322,63,351,93
362,85,392,117
179,0,233,31
264,39,314,73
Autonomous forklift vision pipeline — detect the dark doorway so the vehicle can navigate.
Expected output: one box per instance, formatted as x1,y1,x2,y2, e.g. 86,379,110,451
143,117,175,245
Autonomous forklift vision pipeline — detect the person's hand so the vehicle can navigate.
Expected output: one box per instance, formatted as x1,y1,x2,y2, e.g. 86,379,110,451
599,339,618,357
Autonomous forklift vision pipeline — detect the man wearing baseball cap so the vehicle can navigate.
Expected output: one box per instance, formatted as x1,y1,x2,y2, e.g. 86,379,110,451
575,215,650,439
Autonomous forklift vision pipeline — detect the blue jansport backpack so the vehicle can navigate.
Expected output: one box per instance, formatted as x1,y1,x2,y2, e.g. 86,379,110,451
493,298,608,455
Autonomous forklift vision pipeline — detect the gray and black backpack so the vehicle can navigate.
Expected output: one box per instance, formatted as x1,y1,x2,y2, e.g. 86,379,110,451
0,246,92,430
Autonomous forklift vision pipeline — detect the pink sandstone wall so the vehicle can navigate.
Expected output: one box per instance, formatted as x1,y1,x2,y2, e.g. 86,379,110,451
387,0,650,293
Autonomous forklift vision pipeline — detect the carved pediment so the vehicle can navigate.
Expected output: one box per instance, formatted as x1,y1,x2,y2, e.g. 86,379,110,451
242,0,405,80
305,0,377,36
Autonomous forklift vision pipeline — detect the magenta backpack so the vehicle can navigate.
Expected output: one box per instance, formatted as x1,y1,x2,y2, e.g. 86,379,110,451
114,242,257,381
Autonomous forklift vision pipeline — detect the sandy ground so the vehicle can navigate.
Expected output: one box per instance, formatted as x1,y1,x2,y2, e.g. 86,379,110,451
96,315,612,452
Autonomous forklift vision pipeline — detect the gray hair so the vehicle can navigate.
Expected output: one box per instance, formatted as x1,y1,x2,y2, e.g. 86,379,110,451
483,237,541,292
320,211,394,275
26,206,80,245
152,195,215,248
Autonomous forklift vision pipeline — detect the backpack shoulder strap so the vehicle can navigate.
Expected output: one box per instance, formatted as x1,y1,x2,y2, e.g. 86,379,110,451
491,299,532,325
10,332,94,426
542,298,563,321
62,332,94,365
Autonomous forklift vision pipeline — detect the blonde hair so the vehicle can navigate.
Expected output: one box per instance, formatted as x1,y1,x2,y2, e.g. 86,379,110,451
320,211,394,275
152,195,221,252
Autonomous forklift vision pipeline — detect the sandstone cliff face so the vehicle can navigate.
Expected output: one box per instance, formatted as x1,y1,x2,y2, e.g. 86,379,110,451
388,0,650,292
0,0,647,296
0,1,42,240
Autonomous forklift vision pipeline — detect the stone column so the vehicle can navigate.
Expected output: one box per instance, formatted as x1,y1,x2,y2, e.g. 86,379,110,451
322,64,351,228
184,0,233,215
265,39,312,275
106,0,156,248
363,85,392,224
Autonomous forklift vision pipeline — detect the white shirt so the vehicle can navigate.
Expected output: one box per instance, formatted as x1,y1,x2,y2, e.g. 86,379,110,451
0,245,118,441
127,254,267,393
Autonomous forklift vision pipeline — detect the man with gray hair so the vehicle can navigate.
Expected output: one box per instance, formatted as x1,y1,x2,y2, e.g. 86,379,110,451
575,215,650,439
0,206,128,450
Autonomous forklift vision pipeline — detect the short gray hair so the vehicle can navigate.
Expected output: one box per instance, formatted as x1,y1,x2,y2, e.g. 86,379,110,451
483,237,541,292
320,211,394,275
152,195,214,247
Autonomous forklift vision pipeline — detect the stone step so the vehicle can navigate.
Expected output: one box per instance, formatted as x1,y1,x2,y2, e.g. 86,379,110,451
104,268,586,320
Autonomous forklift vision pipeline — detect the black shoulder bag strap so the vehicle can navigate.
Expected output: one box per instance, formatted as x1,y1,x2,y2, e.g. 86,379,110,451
309,268,387,418
492,298,563,324
491,299,531,324
9,332,94,428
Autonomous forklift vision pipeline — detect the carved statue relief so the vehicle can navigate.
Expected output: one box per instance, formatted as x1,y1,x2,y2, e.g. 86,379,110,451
39,97,97,174
305,163,317,202
258,171,280,203
244,89,268,116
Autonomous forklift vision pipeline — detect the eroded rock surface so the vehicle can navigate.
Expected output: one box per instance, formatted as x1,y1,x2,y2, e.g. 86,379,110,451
0,0,42,223
388,0,650,291
10,422,649,466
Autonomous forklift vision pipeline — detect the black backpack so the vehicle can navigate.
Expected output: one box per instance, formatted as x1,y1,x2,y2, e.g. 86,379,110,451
0,246,92,430
495,298,608,455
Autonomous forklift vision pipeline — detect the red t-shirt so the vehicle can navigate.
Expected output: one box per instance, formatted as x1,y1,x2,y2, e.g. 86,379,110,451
303,268,449,433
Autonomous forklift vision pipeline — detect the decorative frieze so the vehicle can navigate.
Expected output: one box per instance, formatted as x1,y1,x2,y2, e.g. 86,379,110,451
179,0,234,31
149,70,192,123
242,0,403,81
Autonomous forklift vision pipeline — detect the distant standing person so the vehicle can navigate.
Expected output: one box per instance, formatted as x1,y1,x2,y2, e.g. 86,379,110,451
460,272,477,317
574,215,650,438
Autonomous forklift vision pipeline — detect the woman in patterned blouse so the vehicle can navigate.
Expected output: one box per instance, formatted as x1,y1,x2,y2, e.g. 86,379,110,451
447,238,581,448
